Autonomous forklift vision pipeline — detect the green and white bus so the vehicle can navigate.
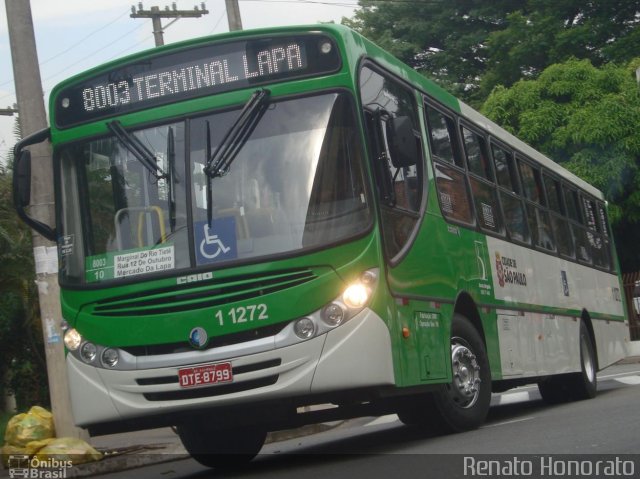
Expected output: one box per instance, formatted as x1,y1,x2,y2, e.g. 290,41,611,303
14,24,629,466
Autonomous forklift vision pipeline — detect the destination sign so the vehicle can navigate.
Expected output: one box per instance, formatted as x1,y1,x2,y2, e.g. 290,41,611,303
54,34,341,128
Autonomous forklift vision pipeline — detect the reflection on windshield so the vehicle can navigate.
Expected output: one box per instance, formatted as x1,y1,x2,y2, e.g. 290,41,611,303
58,92,370,284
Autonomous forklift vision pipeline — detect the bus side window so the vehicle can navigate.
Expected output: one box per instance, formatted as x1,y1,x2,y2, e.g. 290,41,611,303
564,187,591,264
518,158,555,252
491,143,528,243
597,202,614,271
425,104,473,225
462,126,503,235
543,173,574,258
584,197,610,270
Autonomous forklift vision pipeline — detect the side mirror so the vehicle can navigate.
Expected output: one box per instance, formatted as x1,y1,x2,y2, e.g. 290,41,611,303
12,128,56,242
386,116,418,169
15,149,31,207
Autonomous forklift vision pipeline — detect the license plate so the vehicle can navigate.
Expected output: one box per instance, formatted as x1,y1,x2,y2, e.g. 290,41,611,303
178,362,233,388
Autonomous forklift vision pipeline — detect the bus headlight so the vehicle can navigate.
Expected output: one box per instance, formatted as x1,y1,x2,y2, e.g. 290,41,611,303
64,328,82,351
322,302,346,326
343,283,369,309
292,268,378,342
80,342,97,363
294,317,316,339
101,348,119,368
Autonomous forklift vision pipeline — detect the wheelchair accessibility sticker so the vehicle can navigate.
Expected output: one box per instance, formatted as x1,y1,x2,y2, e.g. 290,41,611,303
195,217,237,264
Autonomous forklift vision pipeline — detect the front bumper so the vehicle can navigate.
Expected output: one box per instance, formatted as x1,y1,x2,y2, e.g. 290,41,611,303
68,308,395,427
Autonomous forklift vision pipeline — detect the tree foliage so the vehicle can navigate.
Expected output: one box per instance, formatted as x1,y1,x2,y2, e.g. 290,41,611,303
344,0,640,104
0,124,49,411
482,59,640,271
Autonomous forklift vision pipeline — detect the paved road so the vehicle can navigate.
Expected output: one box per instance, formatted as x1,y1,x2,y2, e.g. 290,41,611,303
99,363,640,478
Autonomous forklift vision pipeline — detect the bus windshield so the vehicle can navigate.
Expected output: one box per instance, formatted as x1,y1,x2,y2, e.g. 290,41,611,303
58,92,371,284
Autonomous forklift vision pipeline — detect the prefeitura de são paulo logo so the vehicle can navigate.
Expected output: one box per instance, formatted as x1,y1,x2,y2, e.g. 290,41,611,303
495,252,505,287
494,251,527,288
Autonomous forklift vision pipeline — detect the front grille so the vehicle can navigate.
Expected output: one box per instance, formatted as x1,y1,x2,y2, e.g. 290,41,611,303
91,268,316,317
121,322,288,356
142,375,279,401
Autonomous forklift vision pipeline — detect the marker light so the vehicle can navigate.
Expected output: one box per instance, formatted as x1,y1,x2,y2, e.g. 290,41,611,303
63,328,82,351
320,41,333,54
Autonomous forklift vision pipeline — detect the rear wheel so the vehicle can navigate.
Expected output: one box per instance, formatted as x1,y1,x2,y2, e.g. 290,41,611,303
538,321,597,404
177,422,266,469
398,314,491,433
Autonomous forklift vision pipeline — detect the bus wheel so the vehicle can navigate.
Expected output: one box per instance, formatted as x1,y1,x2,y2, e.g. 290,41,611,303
432,314,492,432
177,422,266,468
538,321,597,404
398,314,491,433
569,321,597,400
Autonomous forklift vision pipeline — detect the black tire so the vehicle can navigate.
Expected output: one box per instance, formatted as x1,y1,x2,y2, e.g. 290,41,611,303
537,376,571,404
538,321,597,404
568,321,597,400
177,422,266,469
398,314,491,433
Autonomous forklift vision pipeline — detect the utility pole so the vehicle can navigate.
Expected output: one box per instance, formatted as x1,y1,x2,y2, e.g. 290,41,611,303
225,0,243,31
131,2,209,47
4,0,84,438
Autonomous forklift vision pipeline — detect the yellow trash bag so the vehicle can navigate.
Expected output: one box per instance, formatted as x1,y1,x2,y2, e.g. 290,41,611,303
35,437,102,465
3,406,55,448
25,438,55,455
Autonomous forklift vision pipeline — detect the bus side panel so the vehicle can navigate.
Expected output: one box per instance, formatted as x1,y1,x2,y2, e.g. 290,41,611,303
486,236,627,376
592,319,629,370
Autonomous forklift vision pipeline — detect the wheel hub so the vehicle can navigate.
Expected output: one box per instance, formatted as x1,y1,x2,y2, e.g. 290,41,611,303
449,341,481,408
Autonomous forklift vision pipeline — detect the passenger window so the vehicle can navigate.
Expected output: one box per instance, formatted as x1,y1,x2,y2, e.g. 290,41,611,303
543,174,574,258
492,144,517,192
426,108,463,167
434,163,474,224
469,178,502,233
500,193,528,243
564,188,582,223
518,160,542,204
543,174,562,214
462,127,492,180
425,104,473,226
526,205,555,251
583,197,610,270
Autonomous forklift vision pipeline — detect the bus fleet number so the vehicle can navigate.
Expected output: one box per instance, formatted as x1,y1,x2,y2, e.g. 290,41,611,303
215,304,268,326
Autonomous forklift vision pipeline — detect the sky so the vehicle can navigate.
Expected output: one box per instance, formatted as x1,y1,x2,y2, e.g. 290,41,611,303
0,0,359,165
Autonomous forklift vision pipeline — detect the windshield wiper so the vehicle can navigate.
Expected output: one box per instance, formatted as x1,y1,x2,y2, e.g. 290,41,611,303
203,89,270,226
204,88,270,179
205,120,214,227
108,120,167,180
166,126,177,232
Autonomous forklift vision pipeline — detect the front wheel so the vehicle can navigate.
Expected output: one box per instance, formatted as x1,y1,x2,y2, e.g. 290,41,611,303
177,422,266,469
398,314,491,433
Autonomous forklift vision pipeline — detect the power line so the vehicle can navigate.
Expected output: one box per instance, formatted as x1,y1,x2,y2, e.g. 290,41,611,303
40,10,131,67
0,9,131,89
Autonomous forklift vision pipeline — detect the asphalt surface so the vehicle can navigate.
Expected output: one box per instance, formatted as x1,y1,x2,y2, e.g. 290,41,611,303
2,356,639,478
